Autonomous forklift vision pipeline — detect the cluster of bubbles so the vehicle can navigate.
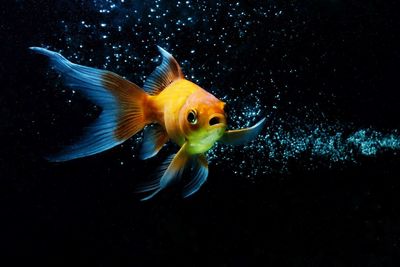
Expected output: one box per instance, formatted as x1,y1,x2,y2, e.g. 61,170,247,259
208,116,400,176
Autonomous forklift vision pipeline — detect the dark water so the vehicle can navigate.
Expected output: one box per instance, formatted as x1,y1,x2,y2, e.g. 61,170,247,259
2,0,400,265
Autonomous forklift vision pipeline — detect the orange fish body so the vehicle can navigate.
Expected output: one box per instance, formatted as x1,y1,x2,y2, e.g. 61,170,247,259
30,46,265,199
148,80,226,152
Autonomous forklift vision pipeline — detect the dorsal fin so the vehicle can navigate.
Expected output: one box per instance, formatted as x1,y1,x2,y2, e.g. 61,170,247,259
143,46,184,95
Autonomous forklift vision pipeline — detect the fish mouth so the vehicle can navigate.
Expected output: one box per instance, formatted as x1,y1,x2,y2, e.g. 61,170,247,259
208,114,226,128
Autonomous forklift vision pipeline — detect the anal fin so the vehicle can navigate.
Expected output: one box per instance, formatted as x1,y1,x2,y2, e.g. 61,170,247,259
182,154,209,198
137,143,189,201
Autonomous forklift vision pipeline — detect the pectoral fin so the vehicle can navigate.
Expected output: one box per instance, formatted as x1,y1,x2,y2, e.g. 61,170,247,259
219,118,266,146
137,143,189,201
139,124,169,160
182,154,209,198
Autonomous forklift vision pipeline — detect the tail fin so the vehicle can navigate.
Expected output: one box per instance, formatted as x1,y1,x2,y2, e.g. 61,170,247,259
30,47,148,161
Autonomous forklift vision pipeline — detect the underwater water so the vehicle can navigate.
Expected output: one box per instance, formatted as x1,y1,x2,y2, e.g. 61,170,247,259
2,0,400,265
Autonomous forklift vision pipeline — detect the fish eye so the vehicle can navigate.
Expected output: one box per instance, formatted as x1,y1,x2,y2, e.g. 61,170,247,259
187,109,198,124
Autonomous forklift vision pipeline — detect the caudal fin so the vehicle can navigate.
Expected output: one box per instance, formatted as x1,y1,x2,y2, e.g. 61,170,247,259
30,47,148,161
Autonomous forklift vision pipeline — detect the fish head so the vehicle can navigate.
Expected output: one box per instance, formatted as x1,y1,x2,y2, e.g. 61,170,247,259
179,88,227,154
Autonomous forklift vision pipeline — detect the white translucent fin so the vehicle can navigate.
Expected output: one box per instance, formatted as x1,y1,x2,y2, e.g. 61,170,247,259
220,117,266,146
139,124,169,160
143,46,183,95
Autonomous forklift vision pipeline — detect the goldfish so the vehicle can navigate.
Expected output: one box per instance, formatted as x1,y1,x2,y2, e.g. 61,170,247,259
30,46,266,200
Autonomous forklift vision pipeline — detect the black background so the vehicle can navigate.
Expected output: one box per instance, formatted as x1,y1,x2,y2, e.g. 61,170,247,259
2,0,400,266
